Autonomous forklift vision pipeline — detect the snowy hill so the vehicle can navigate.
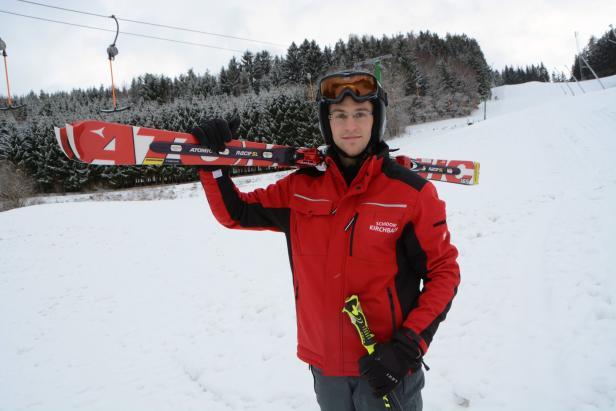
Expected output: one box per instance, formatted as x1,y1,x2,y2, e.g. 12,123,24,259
1,76,615,411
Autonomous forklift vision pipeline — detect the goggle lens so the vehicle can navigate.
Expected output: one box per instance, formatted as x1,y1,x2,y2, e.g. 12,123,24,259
319,73,378,100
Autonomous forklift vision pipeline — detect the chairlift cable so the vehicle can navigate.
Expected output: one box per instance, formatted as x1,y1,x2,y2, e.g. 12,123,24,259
16,0,286,48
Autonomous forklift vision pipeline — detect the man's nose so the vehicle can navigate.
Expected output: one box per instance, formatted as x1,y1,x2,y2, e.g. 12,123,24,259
343,117,360,129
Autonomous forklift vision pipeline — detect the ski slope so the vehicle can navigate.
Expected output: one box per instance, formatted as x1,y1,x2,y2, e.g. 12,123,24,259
1,76,615,411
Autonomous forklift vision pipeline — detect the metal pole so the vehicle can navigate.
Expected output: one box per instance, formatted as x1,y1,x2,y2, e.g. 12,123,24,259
555,66,575,96
564,81,575,96
374,60,382,82
307,72,315,101
578,54,606,90
354,54,393,81
564,65,585,94
2,52,13,106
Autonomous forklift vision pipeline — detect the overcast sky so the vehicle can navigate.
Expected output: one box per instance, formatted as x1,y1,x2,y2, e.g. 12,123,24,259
1,0,615,96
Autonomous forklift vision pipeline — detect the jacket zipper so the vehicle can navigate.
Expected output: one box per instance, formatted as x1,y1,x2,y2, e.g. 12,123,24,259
340,212,358,373
344,212,358,256
387,287,397,333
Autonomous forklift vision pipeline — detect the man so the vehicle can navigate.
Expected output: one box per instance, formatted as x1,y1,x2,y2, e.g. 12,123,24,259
194,70,460,411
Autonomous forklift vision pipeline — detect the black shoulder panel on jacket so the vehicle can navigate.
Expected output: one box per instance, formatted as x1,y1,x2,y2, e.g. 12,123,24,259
295,166,325,178
381,157,428,192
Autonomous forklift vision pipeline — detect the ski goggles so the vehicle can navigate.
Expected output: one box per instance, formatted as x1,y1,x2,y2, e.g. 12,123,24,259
317,72,384,103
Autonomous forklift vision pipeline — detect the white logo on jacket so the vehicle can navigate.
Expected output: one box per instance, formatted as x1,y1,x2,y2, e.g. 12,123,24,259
369,221,399,234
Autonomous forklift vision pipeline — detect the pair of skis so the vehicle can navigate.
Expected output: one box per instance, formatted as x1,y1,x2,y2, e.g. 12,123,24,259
53,120,480,185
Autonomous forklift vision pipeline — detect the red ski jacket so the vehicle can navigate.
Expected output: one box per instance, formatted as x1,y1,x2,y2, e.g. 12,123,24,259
199,149,460,376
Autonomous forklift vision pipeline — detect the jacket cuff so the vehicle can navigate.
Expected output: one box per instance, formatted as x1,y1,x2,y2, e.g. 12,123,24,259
398,327,428,355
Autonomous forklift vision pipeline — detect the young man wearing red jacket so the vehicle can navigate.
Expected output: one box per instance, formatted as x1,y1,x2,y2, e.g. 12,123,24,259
193,71,460,411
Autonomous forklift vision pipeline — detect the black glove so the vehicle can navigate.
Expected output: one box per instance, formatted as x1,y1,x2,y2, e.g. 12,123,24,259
191,117,240,152
358,328,423,397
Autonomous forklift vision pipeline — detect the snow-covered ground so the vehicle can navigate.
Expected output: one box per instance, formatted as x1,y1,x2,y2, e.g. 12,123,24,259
1,75,615,411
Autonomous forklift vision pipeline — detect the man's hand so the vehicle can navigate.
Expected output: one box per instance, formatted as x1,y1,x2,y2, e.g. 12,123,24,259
358,328,423,397
191,117,240,152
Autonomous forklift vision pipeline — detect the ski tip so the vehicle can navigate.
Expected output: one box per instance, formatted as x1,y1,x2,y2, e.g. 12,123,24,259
63,123,84,161
53,125,76,160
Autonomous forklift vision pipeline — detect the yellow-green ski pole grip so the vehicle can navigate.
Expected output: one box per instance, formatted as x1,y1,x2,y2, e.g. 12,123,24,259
343,295,393,409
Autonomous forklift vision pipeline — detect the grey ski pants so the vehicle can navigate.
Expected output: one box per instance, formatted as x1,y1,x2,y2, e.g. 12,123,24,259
310,365,424,411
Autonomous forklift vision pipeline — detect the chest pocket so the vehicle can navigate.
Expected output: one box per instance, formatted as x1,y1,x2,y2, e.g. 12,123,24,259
289,194,334,256
351,202,408,263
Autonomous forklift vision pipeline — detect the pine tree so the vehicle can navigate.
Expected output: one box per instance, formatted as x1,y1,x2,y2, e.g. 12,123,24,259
299,40,326,84
270,56,285,87
584,29,616,77
283,42,304,84
254,51,273,93
218,67,230,95
322,46,335,69
436,60,460,94
333,39,349,68
346,35,365,63
266,91,319,147
241,51,256,93
0,120,23,165
226,57,242,97
538,63,550,82
399,52,426,96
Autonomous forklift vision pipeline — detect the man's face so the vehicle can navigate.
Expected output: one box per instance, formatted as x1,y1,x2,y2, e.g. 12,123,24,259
329,97,374,158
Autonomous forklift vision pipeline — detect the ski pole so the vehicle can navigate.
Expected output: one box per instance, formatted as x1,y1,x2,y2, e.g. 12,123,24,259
342,294,393,409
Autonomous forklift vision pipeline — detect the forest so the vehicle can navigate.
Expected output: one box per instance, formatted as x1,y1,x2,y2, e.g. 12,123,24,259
1,31,492,194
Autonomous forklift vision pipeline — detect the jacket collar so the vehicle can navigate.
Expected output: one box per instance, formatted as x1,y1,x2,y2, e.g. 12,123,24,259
324,142,389,196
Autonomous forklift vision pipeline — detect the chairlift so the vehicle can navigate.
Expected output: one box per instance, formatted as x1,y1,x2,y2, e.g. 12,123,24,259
0,37,26,111
101,15,130,113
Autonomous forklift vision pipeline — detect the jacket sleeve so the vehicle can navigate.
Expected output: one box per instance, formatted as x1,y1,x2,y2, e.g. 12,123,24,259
199,168,293,233
401,181,460,354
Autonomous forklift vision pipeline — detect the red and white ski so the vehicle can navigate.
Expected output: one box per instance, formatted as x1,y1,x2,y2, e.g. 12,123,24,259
54,120,480,185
